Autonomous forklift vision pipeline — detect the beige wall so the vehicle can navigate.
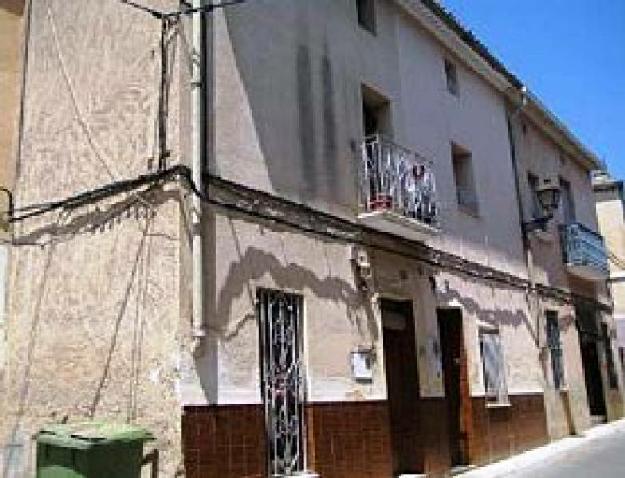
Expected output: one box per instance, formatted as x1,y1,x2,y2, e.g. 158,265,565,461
1,1,191,476
0,0,23,193
512,111,625,429
185,0,536,410
0,2,24,473
212,0,527,279
596,194,625,318
511,116,600,290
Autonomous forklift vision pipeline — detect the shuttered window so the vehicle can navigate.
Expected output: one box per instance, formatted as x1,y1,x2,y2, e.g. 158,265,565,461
479,328,509,405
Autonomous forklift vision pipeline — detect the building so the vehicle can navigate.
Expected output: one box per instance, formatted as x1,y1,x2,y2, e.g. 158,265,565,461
510,103,623,432
594,171,625,381
0,0,27,474
1,1,622,477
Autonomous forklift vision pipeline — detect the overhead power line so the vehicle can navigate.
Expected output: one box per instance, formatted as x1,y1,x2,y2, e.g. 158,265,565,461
119,0,246,20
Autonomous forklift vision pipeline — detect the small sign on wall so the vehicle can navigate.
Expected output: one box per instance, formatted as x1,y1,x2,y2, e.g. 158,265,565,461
351,349,374,382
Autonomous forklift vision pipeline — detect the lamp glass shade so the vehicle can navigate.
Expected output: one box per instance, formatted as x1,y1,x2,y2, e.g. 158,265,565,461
536,183,561,214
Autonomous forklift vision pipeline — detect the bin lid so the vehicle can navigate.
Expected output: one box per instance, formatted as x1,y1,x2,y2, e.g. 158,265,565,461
37,422,154,450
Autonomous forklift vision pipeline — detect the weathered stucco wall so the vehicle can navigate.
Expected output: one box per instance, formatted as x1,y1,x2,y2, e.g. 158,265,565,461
1,1,190,476
0,0,23,193
212,0,527,279
182,207,546,407
511,112,620,436
181,209,388,405
203,0,600,448
0,1,25,472
596,195,625,318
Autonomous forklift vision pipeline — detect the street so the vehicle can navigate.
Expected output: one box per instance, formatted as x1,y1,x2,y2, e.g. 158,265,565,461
462,421,625,478
515,427,625,478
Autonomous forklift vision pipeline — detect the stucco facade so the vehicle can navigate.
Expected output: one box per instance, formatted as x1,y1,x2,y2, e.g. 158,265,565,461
0,1,25,472
509,113,616,438
594,173,625,399
2,0,621,477
1,1,192,476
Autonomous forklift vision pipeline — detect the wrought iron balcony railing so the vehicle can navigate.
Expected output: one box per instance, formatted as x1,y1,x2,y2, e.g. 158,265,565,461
560,222,609,281
359,135,438,236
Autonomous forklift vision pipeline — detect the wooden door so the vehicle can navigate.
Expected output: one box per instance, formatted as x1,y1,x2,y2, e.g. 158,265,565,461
438,308,470,466
382,299,423,475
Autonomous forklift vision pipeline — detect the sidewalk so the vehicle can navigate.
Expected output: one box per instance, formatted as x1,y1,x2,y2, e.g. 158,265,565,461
459,419,625,478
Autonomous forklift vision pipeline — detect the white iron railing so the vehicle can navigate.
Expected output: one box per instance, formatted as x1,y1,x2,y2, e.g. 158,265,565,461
360,134,438,226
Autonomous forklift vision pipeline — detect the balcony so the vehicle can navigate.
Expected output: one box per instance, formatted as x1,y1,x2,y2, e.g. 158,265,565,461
560,222,609,281
358,135,439,242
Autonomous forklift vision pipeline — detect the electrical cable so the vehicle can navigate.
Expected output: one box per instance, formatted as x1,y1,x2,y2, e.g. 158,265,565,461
4,163,608,311
119,0,246,19
9,165,187,223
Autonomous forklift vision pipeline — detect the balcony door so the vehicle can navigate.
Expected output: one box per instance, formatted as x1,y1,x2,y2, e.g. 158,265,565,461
362,84,391,138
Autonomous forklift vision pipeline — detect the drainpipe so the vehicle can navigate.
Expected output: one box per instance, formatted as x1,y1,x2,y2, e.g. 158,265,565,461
508,87,549,355
506,87,543,347
191,0,206,349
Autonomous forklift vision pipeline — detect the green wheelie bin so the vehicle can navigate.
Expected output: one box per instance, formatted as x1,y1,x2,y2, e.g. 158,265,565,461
36,422,154,478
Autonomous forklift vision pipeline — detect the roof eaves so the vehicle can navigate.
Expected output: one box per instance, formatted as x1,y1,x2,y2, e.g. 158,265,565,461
419,0,523,89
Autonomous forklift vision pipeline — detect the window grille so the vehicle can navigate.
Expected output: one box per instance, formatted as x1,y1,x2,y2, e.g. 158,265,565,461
546,311,565,390
257,289,306,476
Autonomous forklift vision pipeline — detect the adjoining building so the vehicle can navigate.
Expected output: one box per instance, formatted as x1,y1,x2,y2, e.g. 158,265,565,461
0,1,27,474
1,1,622,477
594,171,625,386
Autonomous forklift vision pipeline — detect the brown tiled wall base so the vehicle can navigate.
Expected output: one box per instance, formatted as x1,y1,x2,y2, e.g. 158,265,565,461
306,401,394,478
469,394,548,465
182,405,266,478
418,398,451,477
182,396,544,477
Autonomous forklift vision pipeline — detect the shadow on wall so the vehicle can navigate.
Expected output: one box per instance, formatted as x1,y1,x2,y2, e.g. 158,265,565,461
2,190,177,476
220,3,351,207
197,214,377,402
437,284,537,344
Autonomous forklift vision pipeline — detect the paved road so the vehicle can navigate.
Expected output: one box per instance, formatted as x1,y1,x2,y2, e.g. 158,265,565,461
515,429,625,478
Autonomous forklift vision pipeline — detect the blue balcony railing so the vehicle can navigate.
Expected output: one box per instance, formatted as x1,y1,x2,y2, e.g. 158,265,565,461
560,222,609,281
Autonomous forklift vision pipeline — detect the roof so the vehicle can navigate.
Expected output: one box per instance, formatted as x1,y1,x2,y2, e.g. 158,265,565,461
410,0,603,171
420,0,523,89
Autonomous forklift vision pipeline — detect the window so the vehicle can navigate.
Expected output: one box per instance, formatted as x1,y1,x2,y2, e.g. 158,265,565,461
444,59,459,96
602,323,619,389
559,178,576,224
356,0,376,33
257,289,305,474
546,311,565,390
527,172,542,219
452,143,478,214
479,328,509,405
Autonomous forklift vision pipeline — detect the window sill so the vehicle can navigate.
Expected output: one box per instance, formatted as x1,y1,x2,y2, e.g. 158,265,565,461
357,24,377,36
485,401,511,409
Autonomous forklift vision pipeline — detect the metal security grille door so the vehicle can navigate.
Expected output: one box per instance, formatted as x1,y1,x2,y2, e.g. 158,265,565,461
257,289,305,477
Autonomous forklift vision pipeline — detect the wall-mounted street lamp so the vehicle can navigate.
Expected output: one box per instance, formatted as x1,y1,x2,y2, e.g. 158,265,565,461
523,178,561,234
